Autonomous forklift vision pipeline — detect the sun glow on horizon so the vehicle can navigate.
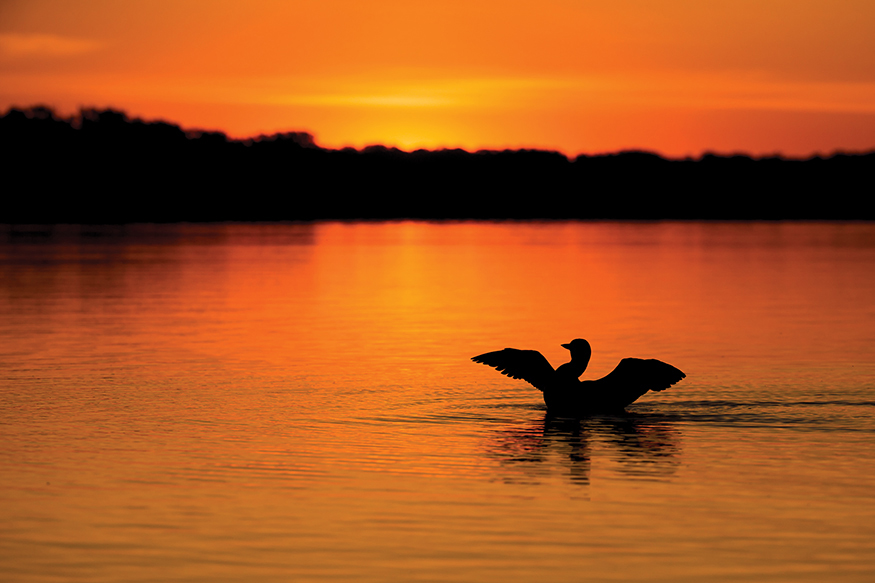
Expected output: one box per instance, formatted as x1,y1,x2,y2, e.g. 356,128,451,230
2,1,874,156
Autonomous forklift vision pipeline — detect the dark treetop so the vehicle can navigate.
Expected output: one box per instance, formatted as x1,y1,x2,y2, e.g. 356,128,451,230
3,106,874,223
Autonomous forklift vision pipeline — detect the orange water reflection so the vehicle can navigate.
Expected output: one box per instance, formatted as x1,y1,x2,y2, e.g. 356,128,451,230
1,222,874,582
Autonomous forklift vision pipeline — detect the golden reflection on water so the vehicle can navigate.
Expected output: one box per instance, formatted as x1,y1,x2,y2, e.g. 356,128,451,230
1,222,874,582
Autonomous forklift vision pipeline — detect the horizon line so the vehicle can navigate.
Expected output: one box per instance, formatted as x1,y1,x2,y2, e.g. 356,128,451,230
6,103,875,162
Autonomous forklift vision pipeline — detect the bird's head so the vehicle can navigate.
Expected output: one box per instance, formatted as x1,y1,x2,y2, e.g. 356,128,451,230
561,338,592,360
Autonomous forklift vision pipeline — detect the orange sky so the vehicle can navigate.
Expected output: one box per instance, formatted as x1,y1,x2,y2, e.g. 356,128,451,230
1,0,874,157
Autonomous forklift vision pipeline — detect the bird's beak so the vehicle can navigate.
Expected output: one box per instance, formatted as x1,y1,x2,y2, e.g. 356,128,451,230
561,343,571,349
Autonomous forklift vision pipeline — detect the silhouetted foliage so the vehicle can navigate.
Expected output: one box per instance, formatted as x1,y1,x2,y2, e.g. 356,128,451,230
2,106,873,223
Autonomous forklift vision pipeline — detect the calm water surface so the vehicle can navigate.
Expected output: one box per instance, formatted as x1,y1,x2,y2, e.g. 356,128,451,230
1,222,874,582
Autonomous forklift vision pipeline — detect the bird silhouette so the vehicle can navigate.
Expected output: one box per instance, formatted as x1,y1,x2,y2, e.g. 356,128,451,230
472,339,685,416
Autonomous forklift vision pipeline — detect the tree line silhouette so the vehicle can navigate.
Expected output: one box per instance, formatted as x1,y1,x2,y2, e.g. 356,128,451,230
2,106,873,222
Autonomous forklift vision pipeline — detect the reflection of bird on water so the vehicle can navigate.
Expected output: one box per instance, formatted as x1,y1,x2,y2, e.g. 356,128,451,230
490,412,681,485
472,338,685,417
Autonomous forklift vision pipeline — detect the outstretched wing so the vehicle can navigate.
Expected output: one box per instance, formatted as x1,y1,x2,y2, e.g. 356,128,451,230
591,358,685,409
471,348,555,392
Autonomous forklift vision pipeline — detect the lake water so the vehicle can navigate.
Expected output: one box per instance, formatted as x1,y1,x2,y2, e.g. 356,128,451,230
1,221,874,582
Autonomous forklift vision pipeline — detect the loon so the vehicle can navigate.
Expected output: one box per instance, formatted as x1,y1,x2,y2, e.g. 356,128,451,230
472,338,685,416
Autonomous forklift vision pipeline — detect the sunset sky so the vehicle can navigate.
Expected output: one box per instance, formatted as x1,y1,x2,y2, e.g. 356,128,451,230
1,0,874,157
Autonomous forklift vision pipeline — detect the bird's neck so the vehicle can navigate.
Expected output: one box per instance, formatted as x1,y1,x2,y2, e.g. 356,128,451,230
556,355,590,380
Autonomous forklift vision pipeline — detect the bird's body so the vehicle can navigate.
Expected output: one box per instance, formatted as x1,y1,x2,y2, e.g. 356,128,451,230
472,339,685,416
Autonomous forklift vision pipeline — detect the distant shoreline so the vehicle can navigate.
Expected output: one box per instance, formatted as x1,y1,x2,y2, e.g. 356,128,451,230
3,106,874,222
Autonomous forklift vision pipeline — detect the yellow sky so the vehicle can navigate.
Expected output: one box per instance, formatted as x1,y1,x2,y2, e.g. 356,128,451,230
1,0,874,156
